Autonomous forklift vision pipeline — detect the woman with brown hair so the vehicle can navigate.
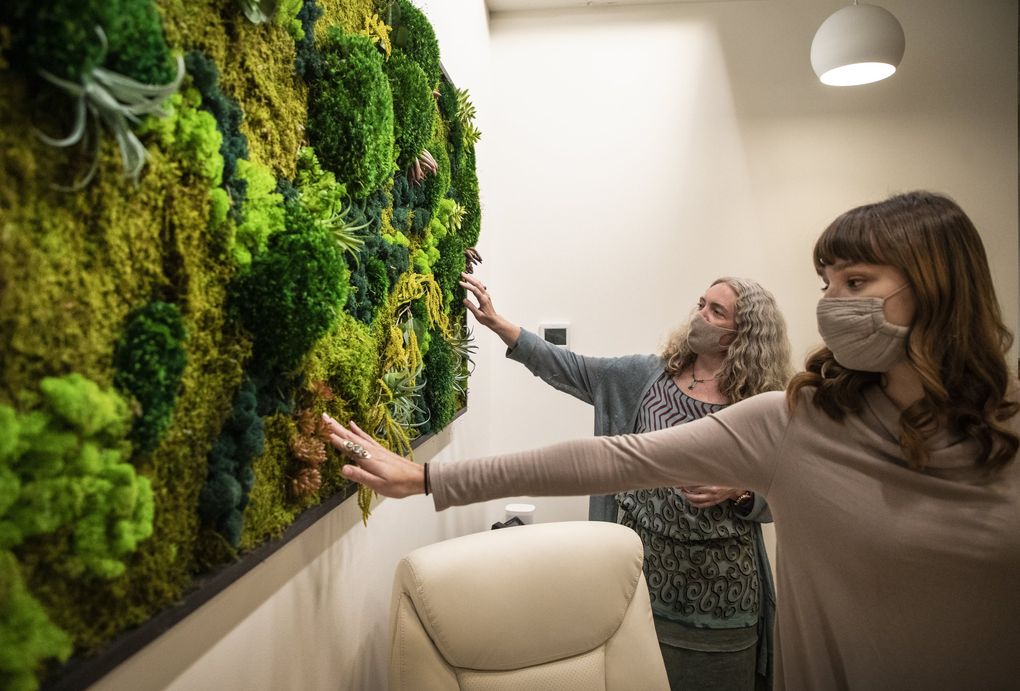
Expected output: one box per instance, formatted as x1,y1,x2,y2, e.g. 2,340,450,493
328,191,1020,689
456,274,792,690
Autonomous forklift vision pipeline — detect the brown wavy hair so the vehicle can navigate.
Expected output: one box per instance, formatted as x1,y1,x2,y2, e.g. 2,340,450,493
787,191,1019,470
663,277,793,402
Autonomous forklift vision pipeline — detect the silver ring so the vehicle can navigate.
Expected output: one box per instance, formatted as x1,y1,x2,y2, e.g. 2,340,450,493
344,440,371,459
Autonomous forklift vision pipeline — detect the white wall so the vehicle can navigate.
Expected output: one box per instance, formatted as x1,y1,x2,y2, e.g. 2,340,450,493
482,0,1017,583
92,1,1018,689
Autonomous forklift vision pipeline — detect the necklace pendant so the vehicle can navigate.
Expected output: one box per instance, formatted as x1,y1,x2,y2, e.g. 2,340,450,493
688,379,697,390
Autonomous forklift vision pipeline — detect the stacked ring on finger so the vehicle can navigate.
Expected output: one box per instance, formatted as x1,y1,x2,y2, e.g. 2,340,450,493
343,440,372,459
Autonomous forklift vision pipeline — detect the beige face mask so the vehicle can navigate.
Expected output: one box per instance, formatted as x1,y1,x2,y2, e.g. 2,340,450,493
687,314,736,355
815,283,911,373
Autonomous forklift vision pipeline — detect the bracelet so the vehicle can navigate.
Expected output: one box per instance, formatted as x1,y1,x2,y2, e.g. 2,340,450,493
733,490,753,507
423,462,431,496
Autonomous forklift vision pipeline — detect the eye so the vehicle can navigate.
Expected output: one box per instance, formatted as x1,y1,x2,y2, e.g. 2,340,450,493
819,282,829,293
847,277,865,289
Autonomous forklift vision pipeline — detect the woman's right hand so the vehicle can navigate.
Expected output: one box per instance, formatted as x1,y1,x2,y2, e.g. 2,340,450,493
460,272,521,347
324,415,425,498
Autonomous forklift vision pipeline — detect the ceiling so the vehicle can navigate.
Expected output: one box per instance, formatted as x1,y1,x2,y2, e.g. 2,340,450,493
486,0,751,14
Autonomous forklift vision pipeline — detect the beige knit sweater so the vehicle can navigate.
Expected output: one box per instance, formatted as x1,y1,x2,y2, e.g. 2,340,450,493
430,386,1020,690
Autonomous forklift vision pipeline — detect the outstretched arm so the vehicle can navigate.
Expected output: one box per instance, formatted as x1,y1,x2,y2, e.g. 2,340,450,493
327,392,791,510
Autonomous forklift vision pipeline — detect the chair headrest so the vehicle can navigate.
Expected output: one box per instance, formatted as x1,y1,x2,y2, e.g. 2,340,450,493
394,521,645,670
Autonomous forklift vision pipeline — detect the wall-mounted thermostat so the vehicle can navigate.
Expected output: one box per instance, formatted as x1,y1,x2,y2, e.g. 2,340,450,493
539,323,570,349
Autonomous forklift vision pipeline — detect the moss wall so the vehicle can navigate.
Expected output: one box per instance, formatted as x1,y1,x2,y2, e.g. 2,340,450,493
0,1,481,688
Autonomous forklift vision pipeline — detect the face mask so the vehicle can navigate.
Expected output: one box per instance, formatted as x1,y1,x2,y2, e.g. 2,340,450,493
816,284,910,373
687,314,736,355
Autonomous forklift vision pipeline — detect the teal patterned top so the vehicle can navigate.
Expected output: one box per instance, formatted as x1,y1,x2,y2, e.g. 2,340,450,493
616,373,760,629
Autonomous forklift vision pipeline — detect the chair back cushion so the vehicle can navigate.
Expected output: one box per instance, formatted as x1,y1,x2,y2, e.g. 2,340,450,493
389,521,668,690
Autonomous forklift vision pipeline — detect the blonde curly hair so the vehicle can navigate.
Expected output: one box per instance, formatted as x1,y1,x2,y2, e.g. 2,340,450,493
662,277,793,402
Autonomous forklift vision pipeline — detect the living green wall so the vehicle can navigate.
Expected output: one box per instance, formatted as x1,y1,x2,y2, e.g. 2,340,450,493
0,1,481,688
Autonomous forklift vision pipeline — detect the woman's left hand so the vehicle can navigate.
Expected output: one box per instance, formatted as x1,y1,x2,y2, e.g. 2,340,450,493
679,485,743,509
323,414,426,498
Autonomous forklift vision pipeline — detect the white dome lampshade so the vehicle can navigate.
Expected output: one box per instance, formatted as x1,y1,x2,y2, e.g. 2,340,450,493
811,2,905,86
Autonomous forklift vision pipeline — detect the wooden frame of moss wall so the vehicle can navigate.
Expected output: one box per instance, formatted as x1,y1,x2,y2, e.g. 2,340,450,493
0,2,481,689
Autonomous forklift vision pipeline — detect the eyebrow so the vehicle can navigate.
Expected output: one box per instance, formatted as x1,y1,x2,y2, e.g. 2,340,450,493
700,297,728,314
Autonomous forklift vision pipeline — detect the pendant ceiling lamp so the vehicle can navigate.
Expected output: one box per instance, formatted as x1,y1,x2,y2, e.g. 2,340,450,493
811,1,905,86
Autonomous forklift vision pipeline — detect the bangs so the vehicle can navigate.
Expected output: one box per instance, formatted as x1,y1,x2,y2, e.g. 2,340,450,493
812,206,894,274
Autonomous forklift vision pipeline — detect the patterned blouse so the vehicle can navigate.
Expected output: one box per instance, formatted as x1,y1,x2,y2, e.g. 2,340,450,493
616,373,760,629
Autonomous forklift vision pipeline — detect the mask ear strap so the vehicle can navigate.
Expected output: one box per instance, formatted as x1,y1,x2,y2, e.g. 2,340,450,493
884,282,911,302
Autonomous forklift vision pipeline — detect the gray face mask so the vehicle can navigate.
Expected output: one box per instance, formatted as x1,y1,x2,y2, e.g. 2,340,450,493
687,314,736,355
816,283,910,373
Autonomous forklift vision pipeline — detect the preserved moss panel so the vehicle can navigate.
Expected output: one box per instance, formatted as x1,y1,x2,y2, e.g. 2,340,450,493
0,0,482,686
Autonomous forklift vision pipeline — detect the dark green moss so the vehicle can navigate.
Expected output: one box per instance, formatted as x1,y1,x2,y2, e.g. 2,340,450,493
2,0,176,83
197,377,262,548
345,234,410,324
113,301,188,452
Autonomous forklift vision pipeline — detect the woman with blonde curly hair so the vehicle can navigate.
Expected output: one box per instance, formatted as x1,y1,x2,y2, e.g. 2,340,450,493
331,191,1020,689
452,273,792,691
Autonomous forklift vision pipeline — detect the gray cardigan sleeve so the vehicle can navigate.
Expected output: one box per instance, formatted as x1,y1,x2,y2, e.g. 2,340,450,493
506,328,612,404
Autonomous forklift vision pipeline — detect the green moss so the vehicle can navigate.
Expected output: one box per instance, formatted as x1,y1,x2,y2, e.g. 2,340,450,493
113,301,188,452
2,0,176,83
303,311,379,425
140,89,225,185
315,0,380,39
238,413,297,548
232,202,350,372
385,52,434,165
388,0,441,88
438,78,463,170
159,0,307,181
0,551,73,691
233,159,286,266
275,0,305,40
421,329,457,433
345,234,410,323
413,116,452,217
197,377,261,547
450,146,481,246
308,30,395,198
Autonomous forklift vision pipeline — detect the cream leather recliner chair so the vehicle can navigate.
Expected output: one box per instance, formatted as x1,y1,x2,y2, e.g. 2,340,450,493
388,520,669,690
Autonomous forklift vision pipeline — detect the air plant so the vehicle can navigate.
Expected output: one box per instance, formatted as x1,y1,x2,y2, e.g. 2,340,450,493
407,148,437,186
238,0,276,24
323,198,371,257
380,364,430,431
35,26,184,190
445,328,478,397
455,87,481,147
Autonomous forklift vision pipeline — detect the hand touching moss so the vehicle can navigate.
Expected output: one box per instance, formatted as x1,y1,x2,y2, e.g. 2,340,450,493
460,272,521,348
323,415,425,498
